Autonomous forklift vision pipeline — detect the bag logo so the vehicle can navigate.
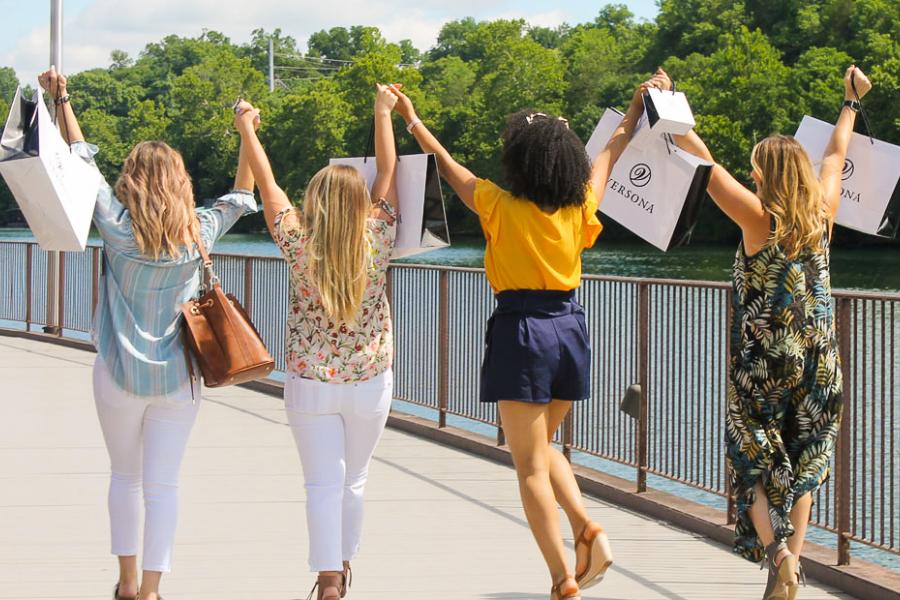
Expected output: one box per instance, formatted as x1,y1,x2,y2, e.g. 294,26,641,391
842,159,854,181
629,163,652,188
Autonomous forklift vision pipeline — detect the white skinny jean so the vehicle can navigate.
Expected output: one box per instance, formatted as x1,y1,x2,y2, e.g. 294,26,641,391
92,356,200,573
285,370,392,572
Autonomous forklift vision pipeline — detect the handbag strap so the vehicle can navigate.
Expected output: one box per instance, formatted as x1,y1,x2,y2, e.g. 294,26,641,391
851,70,875,146
362,116,401,164
191,226,220,292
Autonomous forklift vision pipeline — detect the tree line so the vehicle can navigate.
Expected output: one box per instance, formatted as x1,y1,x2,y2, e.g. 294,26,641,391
0,0,897,246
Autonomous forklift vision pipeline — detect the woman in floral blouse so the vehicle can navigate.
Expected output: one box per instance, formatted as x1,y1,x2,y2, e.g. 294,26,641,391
235,86,399,600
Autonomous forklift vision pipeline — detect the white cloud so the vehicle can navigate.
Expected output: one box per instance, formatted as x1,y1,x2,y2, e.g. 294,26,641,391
1,0,578,82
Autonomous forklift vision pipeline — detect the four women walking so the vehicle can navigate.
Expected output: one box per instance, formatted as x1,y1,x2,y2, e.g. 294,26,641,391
35,56,874,600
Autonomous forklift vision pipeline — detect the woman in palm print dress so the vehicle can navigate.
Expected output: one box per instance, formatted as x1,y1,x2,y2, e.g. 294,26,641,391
669,65,872,600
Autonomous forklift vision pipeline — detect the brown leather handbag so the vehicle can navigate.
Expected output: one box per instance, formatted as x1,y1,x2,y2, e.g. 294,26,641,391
181,234,275,387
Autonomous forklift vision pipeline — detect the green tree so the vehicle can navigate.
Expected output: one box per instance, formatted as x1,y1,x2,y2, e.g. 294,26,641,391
67,69,141,117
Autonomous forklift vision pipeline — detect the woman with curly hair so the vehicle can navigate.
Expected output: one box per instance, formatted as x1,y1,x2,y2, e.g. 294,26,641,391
389,72,666,599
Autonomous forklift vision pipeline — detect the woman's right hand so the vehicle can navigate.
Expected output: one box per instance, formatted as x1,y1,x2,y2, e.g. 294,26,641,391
38,66,67,97
844,65,872,101
233,100,261,134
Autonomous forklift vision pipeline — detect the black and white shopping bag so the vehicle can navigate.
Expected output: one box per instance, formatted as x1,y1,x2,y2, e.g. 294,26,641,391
0,87,101,251
794,115,900,238
331,153,451,258
585,108,712,251
630,88,696,151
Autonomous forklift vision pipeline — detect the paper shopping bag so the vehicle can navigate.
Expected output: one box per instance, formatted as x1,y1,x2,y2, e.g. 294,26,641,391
330,153,451,258
794,115,900,238
630,88,696,152
585,108,712,251
0,87,101,251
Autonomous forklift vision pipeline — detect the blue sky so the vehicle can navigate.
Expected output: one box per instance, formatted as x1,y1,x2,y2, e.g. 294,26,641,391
1,1,660,81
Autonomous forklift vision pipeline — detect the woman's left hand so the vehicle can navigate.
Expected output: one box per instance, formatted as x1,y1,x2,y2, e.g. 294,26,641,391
375,83,399,115
234,100,261,133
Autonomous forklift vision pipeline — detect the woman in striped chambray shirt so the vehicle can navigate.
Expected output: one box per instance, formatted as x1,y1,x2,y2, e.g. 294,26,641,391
39,68,258,600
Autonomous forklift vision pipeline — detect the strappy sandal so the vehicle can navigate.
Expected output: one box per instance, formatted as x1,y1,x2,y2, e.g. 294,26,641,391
113,583,137,600
761,541,799,600
574,522,613,590
551,576,581,600
307,573,342,600
341,562,352,598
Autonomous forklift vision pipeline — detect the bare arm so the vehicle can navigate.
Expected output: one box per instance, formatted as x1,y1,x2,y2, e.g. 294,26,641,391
371,84,399,220
234,104,291,238
820,66,871,222
592,71,670,205
38,68,84,144
391,86,477,212
233,136,255,192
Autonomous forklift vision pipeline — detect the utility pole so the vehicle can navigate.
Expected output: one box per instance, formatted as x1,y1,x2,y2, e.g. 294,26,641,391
45,0,63,335
268,37,275,92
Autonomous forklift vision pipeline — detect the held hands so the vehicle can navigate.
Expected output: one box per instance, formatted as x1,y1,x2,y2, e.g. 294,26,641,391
844,65,872,101
632,67,672,106
233,100,261,135
38,66,67,97
375,83,399,115
389,84,418,125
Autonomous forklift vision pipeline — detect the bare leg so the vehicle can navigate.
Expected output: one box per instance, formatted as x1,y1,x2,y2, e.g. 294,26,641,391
116,556,138,598
749,482,790,565
787,492,812,558
139,571,161,600
499,400,577,592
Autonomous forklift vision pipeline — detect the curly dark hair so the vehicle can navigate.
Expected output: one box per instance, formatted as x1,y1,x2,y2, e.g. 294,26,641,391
501,109,592,211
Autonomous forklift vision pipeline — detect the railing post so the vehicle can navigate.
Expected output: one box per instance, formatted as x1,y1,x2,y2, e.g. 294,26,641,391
25,243,33,329
725,288,737,524
562,411,574,462
243,258,254,313
637,282,650,492
437,269,449,428
90,247,100,320
55,251,65,334
835,296,853,565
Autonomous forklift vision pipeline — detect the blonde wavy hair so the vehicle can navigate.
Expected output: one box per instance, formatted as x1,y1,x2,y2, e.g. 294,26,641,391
751,135,827,259
303,164,371,325
114,141,197,260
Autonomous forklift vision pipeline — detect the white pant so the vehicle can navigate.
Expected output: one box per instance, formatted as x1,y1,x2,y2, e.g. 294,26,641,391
285,370,392,572
92,357,200,573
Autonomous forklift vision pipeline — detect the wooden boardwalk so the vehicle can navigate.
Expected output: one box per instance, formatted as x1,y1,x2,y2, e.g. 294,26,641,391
0,335,854,599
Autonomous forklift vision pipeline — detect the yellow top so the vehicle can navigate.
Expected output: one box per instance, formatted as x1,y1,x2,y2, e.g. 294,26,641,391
473,179,602,292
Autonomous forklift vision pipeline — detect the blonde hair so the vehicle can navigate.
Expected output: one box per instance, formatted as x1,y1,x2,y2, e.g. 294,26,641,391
751,135,827,259
303,164,371,324
114,141,197,260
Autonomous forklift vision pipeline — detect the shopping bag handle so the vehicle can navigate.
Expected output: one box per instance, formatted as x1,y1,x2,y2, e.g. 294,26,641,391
362,116,401,164
850,69,875,146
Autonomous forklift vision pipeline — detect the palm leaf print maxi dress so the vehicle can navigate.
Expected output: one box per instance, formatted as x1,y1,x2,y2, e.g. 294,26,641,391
726,229,843,562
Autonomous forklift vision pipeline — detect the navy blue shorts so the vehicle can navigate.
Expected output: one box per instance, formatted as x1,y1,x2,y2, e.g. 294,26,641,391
481,290,591,404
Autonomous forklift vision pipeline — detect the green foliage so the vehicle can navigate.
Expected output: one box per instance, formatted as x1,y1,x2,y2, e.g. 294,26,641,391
0,3,895,242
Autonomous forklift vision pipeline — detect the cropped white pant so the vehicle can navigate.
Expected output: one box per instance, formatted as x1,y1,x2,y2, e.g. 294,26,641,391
285,370,392,572
92,357,200,573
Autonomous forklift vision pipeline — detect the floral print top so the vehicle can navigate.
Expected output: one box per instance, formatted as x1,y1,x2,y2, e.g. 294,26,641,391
274,207,396,383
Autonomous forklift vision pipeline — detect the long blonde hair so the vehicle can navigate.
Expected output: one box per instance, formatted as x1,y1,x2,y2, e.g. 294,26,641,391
751,135,827,259
114,141,197,260
303,164,370,324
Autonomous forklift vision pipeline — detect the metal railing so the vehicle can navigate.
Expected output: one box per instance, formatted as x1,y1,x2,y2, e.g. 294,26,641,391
0,240,897,568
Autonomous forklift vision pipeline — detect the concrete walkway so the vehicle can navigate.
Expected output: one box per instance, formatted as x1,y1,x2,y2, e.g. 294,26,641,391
0,335,853,599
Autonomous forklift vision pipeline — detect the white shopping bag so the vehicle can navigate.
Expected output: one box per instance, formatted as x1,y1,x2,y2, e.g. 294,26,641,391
794,115,900,238
330,153,450,258
585,108,712,251
630,88,696,152
0,87,101,251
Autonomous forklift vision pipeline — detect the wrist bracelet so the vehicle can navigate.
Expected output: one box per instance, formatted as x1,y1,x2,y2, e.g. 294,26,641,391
406,118,422,133
54,95,70,106
842,99,860,112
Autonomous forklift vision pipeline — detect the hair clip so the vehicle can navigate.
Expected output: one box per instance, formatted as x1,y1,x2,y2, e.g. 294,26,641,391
525,113,569,129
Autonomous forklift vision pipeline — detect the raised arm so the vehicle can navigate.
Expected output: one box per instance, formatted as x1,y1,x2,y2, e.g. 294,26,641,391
591,70,669,204
371,84,399,220
38,67,85,144
391,86,478,212
234,102,291,238
820,65,872,222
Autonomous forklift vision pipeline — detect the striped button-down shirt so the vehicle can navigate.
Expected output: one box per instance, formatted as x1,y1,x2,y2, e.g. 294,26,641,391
74,142,258,398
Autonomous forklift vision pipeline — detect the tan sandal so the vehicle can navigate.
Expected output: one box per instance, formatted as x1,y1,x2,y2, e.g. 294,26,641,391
307,573,342,600
761,542,799,600
574,522,613,590
341,562,352,598
551,576,581,600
